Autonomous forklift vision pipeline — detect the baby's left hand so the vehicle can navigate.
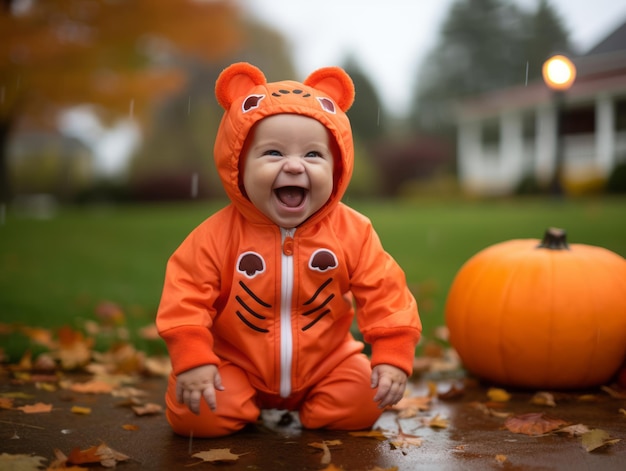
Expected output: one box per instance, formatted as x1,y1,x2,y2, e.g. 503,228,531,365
371,364,407,409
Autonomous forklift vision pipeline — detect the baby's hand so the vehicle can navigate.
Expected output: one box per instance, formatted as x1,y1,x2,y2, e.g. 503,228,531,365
175,364,224,414
371,364,407,409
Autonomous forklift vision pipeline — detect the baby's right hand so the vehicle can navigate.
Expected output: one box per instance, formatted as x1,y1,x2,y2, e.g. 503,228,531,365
175,364,224,414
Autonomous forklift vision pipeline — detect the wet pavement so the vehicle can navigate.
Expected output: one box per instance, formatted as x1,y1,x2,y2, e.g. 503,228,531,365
2,372,625,470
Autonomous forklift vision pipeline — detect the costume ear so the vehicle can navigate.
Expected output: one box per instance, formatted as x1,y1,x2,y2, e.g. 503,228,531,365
304,67,355,112
215,62,267,110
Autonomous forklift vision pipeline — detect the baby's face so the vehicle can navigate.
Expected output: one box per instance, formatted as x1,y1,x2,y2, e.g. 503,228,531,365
243,114,334,229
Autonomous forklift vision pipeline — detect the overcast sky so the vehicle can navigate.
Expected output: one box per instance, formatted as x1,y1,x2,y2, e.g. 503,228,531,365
242,0,626,116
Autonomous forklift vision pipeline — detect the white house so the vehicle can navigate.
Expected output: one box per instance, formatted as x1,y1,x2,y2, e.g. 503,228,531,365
455,22,626,196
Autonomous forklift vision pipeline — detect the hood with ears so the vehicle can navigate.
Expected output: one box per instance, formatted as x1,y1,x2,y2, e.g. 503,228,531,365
213,62,355,226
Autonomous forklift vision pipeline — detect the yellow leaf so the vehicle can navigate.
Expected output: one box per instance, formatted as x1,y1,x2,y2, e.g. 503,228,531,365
424,413,449,429
191,449,247,463
530,391,556,407
349,430,388,441
495,454,507,464
132,402,163,416
308,440,342,465
581,429,621,452
71,406,92,415
0,453,47,469
487,387,511,402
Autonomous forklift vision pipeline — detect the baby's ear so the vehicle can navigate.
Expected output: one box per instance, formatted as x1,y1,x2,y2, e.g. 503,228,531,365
215,62,267,110
304,67,355,112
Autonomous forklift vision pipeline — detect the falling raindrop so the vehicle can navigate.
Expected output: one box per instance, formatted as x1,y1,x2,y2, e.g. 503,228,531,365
129,99,134,119
190,172,199,198
525,61,529,86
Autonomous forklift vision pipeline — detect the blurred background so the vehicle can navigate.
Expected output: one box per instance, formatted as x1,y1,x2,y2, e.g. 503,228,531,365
2,0,626,205
1,0,626,355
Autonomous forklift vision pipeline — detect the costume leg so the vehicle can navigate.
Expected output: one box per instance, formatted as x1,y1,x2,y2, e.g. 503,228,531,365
299,353,382,430
165,362,259,437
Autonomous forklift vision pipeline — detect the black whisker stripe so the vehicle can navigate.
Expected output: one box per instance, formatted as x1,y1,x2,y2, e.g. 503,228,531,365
303,278,333,305
236,311,269,333
235,296,266,320
302,294,335,316
302,310,331,331
239,280,272,308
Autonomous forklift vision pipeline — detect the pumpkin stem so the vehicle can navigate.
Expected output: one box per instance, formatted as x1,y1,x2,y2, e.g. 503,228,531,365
537,227,570,250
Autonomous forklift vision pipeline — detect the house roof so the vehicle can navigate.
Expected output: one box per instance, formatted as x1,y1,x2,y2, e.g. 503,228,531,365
456,19,626,121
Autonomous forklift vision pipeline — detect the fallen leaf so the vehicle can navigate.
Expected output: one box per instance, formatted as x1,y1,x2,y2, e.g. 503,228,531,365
68,380,114,394
71,406,92,415
495,454,507,464
191,448,247,463
391,395,431,417
17,402,53,414
469,401,512,418
349,430,388,441
601,385,626,399
504,413,568,436
556,423,590,437
619,408,626,416
67,443,129,467
122,424,139,431
487,387,511,402
0,397,14,409
423,413,449,429
530,391,556,407
0,453,47,470
388,432,423,449
581,429,621,452
55,326,94,370
438,382,465,400
309,440,342,465
132,402,163,416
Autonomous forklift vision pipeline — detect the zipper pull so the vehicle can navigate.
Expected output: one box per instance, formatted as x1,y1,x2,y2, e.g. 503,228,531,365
282,229,294,256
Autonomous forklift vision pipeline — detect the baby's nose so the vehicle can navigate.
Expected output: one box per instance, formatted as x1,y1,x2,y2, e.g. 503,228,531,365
282,156,305,173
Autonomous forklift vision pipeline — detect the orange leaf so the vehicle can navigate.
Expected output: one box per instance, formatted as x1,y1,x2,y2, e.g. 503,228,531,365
348,430,388,441
68,443,129,467
0,397,14,409
69,380,114,394
132,402,163,416
17,402,53,413
487,387,511,402
504,413,568,436
122,424,139,431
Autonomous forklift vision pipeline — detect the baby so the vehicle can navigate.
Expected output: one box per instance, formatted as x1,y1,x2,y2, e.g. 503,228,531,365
156,62,422,437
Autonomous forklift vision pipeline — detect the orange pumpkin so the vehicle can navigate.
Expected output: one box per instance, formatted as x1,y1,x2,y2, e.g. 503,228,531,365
445,228,626,389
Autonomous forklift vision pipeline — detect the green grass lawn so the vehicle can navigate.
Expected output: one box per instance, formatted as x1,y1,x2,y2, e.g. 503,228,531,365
1,196,625,358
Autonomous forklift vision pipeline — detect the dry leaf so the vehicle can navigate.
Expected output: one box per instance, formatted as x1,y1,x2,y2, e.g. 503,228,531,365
71,406,92,415
504,413,568,436
495,454,507,464
530,391,556,407
619,408,626,416
556,423,590,437
191,448,247,463
0,453,47,470
17,402,53,414
309,440,342,465
423,413,449,429
132,402,163,416
438,382,465,400
391,395,431,418
487,388,511,402
68,380,114,394
470,401,512,418
55,327,93,370
601,385,626,399
349,430,388,441
67,443,129,467
581,429,621,452
388,432,423,449
122,424,139,431
0,397,14,409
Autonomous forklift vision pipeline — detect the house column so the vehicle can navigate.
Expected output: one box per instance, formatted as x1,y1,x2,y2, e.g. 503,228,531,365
595,94,615,176
457,120,482,192
499,111,524,189
535,104,557,185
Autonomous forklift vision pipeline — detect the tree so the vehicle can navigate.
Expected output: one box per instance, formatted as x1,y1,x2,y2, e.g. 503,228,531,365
409,0,571,135
0,0,243,204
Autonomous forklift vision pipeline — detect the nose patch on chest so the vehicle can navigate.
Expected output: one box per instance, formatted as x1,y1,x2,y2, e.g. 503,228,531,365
309,249,338,271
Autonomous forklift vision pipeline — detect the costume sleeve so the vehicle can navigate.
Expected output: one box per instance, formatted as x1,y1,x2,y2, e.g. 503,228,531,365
156,220,223,375
349,222,421,376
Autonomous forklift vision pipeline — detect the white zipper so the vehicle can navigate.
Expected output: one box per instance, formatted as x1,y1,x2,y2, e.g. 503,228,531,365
279,227,295,398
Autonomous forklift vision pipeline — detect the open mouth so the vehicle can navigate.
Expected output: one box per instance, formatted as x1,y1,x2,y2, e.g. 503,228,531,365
275,186,307,208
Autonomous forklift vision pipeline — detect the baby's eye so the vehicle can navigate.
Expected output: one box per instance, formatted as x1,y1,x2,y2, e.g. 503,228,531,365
263,150,282,157
305,151,322,158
